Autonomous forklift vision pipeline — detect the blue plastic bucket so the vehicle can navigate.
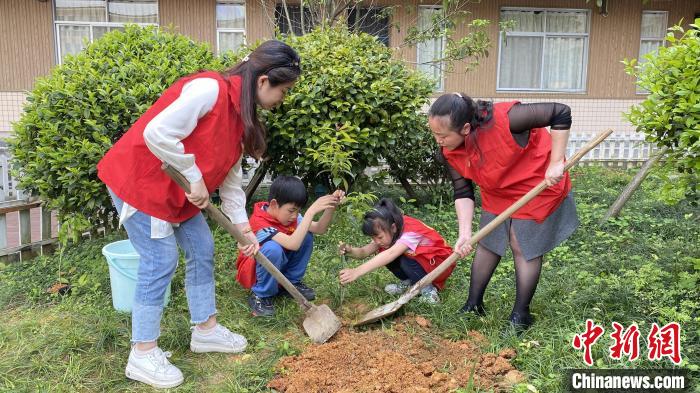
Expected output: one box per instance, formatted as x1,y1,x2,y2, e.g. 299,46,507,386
102,240,171,313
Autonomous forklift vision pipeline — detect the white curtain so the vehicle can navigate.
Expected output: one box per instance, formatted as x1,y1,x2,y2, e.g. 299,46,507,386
219,32,245,53
641,12,667,38
55,0,107,22
417,7,445,91
108,1,157,23
499,36,543,89
544,37,585,90
217,2,245,29
501,10,543,32
58,25,90,57
546,11,587,33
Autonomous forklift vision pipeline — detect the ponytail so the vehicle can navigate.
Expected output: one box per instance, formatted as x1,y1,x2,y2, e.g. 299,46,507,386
428,93,494,160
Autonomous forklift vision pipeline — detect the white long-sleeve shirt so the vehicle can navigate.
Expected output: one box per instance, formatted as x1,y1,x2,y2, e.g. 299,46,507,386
118,77,249,238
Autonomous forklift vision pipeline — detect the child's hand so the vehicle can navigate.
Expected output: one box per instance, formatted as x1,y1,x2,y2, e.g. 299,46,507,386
338,241,352,256
331,190,346,204
308,194,339,215
339,268,360,285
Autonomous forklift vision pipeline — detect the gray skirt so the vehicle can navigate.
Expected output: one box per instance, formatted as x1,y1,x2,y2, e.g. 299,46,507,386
478,192,579,260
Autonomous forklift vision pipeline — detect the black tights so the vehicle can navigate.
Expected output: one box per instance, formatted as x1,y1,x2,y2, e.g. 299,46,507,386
465,224,542,315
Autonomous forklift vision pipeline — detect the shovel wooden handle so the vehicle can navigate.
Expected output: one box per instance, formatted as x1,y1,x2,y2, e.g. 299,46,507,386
161,163,314,310
399,129,613,299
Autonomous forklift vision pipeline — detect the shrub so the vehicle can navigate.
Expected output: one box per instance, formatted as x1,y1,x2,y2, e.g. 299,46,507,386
263,26,437,191
623,19,700,204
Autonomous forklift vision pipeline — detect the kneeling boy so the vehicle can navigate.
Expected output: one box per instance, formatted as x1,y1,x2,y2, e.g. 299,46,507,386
236,176,343,316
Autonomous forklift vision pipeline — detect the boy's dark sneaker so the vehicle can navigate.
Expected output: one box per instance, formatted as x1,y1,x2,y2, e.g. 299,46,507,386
248,293,274,317
277,282,316,301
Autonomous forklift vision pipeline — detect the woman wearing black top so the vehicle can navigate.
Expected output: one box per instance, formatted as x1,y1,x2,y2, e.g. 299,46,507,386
429,94,579,330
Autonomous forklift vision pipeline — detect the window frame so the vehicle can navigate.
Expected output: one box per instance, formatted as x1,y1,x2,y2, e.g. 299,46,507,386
496,7,591,93
53,0,159,64
347,6,390,46
636,10,668,95
416,5,446,92
216,0,246,54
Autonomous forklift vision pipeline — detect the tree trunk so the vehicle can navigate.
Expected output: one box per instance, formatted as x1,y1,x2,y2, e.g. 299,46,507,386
600,146,668,224
385,157,418,200
245,160,270,201
397,176,418,201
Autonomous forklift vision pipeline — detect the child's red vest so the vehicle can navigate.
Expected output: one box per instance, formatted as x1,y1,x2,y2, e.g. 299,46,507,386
389,215,455,290
236,201,299,289
441,101,571,223
97,71,244,223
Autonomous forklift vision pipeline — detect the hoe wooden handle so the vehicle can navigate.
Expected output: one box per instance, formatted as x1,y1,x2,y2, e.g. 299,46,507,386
161,163,314,310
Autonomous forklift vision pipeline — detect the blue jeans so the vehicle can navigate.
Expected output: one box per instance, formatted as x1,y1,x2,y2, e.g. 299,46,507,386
386,255,427,284
109,189,217,343
252,233,314,297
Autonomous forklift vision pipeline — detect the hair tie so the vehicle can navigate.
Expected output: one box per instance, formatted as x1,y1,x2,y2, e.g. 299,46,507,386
242,55,250,62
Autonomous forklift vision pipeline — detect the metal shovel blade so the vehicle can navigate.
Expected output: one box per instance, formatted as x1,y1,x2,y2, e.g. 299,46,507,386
353,300,403,326
303,304,343,344
353,278,422,326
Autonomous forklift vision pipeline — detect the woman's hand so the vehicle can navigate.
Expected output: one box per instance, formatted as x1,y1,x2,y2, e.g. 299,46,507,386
339,268,361,285
186,179,210,209
545,159,566,187
454,234,474,257
238,230,259,256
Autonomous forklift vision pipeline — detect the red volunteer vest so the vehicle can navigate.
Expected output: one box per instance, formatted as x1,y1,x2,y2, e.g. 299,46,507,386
97,72,244,223
441,101,571,223
384,216,455,290
236,201,300,289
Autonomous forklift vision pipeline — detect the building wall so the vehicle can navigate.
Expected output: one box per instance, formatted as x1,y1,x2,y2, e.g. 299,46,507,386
0,92,26,139
159,0,217,48
0,0,55,91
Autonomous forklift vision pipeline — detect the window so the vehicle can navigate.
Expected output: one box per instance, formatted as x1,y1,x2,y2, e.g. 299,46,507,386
275,5,314,36
54,0,158,62
217,1,245,54
348,7,390,46
637,11,667,93
639,11,667,62
497,8,589,92
417,6,445,91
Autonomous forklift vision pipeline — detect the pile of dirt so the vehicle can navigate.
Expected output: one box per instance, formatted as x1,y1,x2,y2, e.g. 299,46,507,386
268,316,525,392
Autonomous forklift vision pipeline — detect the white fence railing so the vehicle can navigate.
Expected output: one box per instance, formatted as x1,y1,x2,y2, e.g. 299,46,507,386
0,144,57,261
566,132,655,164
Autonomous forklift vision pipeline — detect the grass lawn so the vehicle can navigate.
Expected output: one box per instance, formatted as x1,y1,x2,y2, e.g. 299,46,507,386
0,166,698,392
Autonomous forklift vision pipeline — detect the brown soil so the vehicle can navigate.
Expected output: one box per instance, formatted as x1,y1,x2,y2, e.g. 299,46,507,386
267,316,525,393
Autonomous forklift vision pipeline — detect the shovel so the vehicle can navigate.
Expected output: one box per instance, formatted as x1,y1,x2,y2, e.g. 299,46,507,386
162,164,342,343
354,129,614,326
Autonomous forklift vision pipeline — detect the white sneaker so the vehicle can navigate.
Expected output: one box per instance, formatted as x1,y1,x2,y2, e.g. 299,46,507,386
419,285,440,304
125,347,184,389
190,323,248,353
384,279,412,295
